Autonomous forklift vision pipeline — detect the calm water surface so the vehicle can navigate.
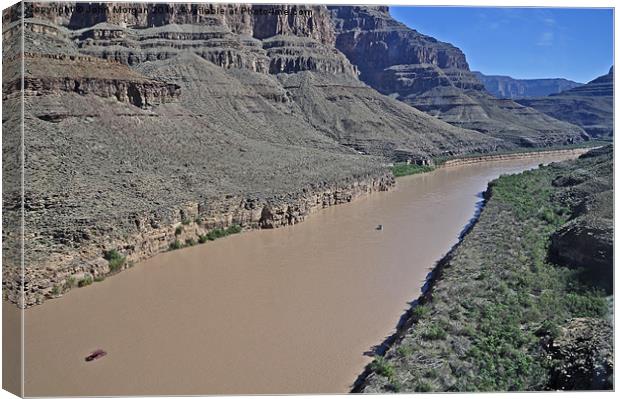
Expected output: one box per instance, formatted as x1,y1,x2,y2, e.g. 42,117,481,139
21,153,580,395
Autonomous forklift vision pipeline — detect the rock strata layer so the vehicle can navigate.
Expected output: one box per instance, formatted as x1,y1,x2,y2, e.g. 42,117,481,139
2,2,594,307
328,5,589,147
473,72,583,99
4,172,393,307
517,67,614,139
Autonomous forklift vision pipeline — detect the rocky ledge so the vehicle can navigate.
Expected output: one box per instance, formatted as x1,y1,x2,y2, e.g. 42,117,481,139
439,147,593,168
4,173,394,308
547,317,613,390
3,52,180,108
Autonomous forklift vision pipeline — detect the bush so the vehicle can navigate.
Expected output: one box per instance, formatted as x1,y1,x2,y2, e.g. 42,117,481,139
94,276,105,283
422,324,447,340
365,160,611,392
104,249,126,272
175,226,184,236
64,276,76,288
181,218,191,225
370,356,395,378
415,382,433,392
198,235,208,244
396,345,413,357
78,276,93,287
169,240,183,251
226,224,242,234
185,238,196,247
206,228,227,241
391,163,434,177
103,249,121,261
411,304,430,321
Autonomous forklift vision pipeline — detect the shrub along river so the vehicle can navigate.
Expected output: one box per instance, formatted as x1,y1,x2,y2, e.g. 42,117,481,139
19,151,582,395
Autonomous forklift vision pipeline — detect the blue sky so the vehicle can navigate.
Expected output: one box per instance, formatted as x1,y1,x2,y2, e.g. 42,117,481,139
390,7,614,83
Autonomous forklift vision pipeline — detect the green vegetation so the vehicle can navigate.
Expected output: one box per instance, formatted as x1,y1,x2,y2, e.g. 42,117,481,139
390,163,434,177
206,228,227,240
203,224,243,241
104,249,126,272
371,356,395,379
169,240,183,250
411,304,430,321
77,276,93,287
175,226,184,236
415,382,433,392
50,285,61,296
94,275,106,283
63,276,76,290
421,324,447,340
226,224,243,234
171,224,243,250
362,151,612,393
181,218,191,225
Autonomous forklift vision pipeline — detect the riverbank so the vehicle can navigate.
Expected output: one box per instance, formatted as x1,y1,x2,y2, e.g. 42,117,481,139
358,146,613,392
13,147,593,308
21,154,585,396
438,147,596,168
390,146,595,178
5,172,395,307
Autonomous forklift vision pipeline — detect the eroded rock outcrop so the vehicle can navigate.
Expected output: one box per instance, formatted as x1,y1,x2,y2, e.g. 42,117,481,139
517,67,614,139
328,5,589,147
548,318,614,390
548,145,614,293
3,172,394,307
3,52,180,108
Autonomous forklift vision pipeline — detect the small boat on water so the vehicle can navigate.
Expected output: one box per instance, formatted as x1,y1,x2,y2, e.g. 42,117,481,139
85,349,107,362
376,224,383,231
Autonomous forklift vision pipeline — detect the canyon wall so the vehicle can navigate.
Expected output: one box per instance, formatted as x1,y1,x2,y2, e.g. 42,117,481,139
2,2,592,306
5,172,393,307
473,72,583,99
517,67,614,139
328,5,589,147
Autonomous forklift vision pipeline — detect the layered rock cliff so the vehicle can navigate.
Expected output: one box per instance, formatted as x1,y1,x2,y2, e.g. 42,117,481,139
3,52,181,108
2,2,593,306
328,5,589,147
517,67,614,139
473,72,583,99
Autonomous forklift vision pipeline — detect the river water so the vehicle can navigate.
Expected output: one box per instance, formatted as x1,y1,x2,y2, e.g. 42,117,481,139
18,152,581,396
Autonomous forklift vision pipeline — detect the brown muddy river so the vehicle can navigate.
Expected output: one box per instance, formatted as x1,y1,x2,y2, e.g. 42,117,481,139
17,153,581,396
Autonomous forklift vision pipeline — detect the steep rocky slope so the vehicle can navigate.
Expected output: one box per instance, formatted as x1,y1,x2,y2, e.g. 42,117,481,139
3,3,598,307
328,6,589,147
358,146,613,392
548,145,614,292
473,72,582,99
517,67,614,139
3,2,507,307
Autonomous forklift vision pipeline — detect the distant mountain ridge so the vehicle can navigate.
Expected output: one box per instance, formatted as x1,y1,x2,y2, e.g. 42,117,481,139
328,6,588,148
517,67,614,138
473,71,583,99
